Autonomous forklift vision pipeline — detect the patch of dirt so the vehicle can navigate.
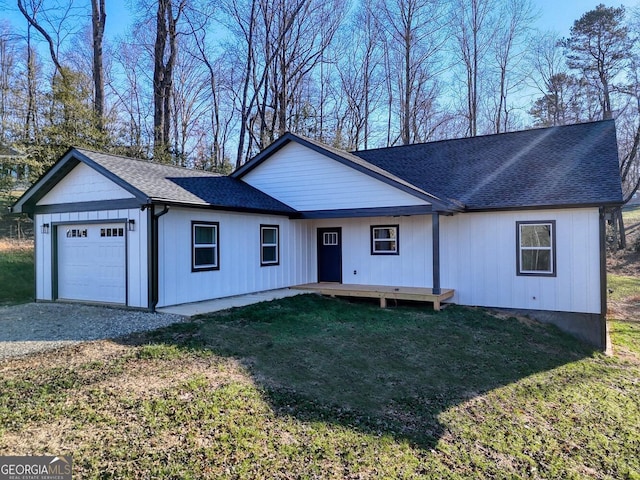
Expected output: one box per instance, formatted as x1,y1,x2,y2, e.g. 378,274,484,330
608,297,640,322
94,355,252,400
608,248,640,277
608,220,640,277
0,238,33,253
0,340,133,377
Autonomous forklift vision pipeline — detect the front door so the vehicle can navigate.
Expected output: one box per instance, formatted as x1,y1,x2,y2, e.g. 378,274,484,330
317,227,342,283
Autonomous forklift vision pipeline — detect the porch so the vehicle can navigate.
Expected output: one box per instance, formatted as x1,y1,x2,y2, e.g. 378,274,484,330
293,283,455,311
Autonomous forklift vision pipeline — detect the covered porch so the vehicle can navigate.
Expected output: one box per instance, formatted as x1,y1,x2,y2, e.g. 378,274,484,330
292,283,455,311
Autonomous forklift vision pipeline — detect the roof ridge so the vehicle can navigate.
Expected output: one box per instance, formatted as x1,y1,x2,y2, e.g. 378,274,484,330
352,119,616,154
73,147,221,177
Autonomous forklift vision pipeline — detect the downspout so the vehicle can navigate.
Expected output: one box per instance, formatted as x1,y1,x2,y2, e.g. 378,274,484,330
432,212,441,295
149,205,169,312
599,207,611,354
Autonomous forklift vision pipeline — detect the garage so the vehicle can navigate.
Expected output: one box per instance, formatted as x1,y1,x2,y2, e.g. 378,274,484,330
56,222,126,304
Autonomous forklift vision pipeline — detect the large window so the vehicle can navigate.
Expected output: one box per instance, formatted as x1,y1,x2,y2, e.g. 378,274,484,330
516,221,556,276
371,225,399,255
260,225,279,266
192,221,219,271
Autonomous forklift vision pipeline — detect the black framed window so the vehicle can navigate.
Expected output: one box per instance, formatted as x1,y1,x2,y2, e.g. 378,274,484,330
516,221,556,276
192,221,219,271
260,225,279,266
371,225,399,255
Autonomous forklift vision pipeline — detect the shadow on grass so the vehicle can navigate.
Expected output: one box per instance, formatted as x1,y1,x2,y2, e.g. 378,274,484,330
128,294,595,450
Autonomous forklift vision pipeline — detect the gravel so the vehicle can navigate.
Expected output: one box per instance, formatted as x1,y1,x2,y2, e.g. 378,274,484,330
0,303,186,360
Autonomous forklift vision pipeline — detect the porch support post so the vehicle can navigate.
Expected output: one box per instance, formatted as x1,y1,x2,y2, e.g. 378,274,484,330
432,212,441,295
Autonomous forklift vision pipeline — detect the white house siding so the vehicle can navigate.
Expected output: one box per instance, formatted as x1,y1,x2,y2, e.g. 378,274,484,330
242,142,429,211
440,208,601,314
156,208,314,307
312,216,433,288
37,162,135,204
34,208,148,308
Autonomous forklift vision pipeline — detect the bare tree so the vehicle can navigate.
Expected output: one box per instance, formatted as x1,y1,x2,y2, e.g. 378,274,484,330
110,37,152,158
335,0,383,150
488,0,535,133
450,0,495,137
153,0,186,162
378,0,448,145
0,22,16,142
91,0,106,131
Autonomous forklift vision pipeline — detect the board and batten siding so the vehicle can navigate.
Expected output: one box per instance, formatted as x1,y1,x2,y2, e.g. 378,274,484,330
312,216,433,288
156,208,314,307
33,208,148,308
440,208,601,314
242,142,429,211
37,162,135,204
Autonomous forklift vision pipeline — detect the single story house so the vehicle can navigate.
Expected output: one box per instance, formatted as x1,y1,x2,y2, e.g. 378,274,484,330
12,120,623,349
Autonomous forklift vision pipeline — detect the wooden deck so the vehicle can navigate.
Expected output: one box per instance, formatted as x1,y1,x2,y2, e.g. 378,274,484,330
293,283,455,311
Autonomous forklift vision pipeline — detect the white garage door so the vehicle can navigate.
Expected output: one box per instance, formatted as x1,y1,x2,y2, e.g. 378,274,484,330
57,223,126,304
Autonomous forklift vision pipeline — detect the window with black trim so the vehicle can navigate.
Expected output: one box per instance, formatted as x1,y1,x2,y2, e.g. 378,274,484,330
516,221,556,276
260,225,279,266
192,221,219,271
371,225,399,255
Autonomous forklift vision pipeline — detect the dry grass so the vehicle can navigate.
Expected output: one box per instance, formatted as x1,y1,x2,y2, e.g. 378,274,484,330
0,238,33,252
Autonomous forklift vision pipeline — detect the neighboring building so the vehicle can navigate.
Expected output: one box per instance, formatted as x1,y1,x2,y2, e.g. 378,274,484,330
12,120,623,349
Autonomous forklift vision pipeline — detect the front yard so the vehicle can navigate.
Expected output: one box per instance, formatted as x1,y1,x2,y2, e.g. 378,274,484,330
1,207,639,478
1,294,639,478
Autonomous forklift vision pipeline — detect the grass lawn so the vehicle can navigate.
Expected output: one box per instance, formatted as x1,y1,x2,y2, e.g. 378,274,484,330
608,273,640,359
623,205,640,225
1,294,639,479
0,239,34,305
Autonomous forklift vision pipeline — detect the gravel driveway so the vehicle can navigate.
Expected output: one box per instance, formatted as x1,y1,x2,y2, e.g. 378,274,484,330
0,303,185,360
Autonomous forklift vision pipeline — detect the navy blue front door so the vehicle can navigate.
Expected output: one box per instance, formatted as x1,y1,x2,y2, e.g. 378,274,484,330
317,228,342,283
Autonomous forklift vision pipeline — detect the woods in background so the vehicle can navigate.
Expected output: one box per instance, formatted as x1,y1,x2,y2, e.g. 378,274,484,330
0,0,639,222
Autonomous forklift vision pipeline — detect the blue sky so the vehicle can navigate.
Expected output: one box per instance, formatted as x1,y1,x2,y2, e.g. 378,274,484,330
2,0,639,40
536,0,640,36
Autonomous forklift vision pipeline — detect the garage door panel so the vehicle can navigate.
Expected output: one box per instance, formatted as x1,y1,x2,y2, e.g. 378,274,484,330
57,223,126,304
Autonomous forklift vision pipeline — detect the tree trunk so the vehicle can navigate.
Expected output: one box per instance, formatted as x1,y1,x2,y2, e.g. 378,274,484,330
153,0,168,158
91,0,106,132
612,207,626,250
25,25,37,142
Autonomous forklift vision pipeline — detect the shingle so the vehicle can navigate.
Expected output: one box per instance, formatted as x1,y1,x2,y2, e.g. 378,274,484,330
74,149,294,214
353,120,623,210
75,149,218,204
167,177,297,213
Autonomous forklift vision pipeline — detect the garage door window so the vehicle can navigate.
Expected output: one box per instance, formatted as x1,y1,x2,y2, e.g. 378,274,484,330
66,228,88,238
100,227,124,237
192,221,219,271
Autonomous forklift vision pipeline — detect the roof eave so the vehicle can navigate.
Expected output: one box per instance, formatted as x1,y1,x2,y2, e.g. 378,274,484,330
463,200,624,213
147,198,298,218
11,147,152,214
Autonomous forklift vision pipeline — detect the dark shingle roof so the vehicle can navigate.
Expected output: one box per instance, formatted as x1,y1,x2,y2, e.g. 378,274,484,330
353,120,623,210
14,121,623,216
74,149,295,214
75,148,219,205
167,177,297,214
